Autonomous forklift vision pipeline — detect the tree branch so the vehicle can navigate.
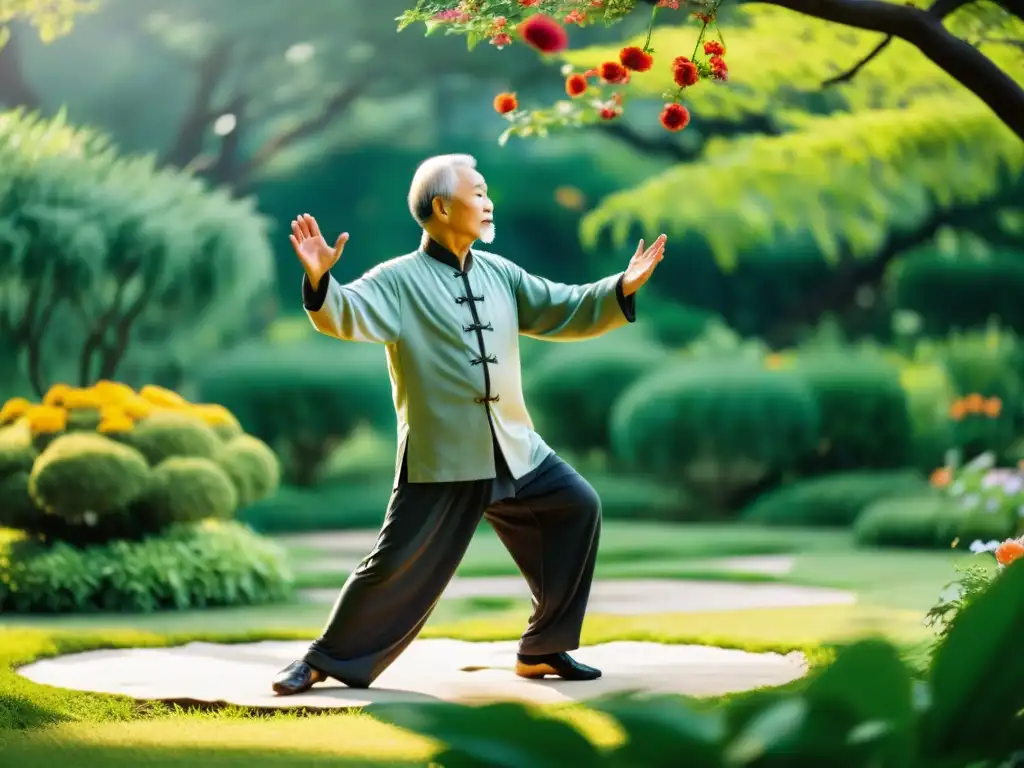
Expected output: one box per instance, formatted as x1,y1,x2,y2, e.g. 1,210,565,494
161,42,234,169
77,270,136,386
98,282,158,380
0,27,41,110
235,74,382,187
746,0,1024,140
822,0,974,87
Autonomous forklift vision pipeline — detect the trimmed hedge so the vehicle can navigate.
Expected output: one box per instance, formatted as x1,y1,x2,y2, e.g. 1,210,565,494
853,495,1016,549
0,521,293,613
741,470,933,527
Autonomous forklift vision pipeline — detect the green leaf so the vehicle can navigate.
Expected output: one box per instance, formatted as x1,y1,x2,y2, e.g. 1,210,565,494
725,697,810,764
924,558,1024,756
592,694,725,767
365,701,607,768
466,31,482,50
804,639,915,765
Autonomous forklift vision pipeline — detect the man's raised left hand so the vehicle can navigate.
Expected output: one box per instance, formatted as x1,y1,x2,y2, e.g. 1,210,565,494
621,234,666,296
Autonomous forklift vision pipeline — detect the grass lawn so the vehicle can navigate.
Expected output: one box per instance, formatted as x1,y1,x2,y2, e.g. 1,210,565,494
282,521,982,612
1,603,913,766
0,520,965,765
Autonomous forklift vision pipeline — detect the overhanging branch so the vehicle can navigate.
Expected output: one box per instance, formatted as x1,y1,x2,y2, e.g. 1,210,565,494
745,0,1024,140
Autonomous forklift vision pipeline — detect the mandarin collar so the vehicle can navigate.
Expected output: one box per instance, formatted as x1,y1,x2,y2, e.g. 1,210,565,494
422,237,474,273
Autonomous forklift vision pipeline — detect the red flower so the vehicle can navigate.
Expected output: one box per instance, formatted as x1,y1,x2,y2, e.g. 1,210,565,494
659,103,690,131
490,33,512,47
518,14,568,53
619,45,653,72
672,58,699,87
519,0,540,5
493,92,518,114
704,40,724,56
709,55,728,81
565,74,589,97
598,60,627,83
599,106,620,120
564,10,587,24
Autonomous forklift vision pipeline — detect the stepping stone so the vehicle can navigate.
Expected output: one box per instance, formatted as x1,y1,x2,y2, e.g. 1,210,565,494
16,639,810,709
300,577,856,614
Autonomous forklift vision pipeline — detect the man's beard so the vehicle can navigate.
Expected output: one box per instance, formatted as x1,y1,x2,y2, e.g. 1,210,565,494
479,222,496,244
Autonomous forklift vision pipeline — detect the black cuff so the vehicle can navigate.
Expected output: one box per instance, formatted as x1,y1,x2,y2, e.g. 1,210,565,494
302,272,331,311
615,275,636,323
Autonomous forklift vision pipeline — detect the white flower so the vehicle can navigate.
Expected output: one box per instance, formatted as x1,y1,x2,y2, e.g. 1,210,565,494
970,539,1000,554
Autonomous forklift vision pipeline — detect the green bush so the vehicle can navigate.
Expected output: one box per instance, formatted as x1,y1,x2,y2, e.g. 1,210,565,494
241,483,391,533
143,457,238,527
893,250,1024,336
0,385,281,546
366,559,1024,766
523,335,669,455
794,353,914,472
853,495,1015,549
118,411,222,465
315,423,396,486
898,360,957,471
190,340,396,486
0,521,293,613
740,470,933,527
0,109,275,393
610,360,820,513
216,434,283,507
28,432,151,522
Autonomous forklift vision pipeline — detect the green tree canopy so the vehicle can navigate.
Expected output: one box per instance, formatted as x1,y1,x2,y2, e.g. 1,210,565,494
0,109,276,396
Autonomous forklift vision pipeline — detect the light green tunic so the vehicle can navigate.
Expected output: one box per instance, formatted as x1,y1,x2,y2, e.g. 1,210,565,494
303,240,635,484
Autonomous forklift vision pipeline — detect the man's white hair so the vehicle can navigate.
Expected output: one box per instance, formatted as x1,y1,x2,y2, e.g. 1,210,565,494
407,153,478,227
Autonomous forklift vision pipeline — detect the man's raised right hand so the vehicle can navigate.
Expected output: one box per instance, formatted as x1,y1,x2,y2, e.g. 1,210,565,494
289,213,348,290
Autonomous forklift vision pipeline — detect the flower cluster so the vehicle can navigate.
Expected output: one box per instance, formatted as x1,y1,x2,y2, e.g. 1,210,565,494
930,450,1024,537
948,392,1002,420
399,0,727,138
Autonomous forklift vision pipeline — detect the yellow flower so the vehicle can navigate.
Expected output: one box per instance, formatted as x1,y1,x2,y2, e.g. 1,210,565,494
765,353,785,370
42,383,72,406
62,388,103,410
139,385,188,408
0,397,31,426
92,380,136,403
964,393,985,413
97,416,134,434
120,396,154,419
190,403,238,427
25,405,67,434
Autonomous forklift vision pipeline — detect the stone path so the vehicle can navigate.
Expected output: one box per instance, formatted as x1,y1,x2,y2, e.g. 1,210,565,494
301,577,855,614
16,638,810,709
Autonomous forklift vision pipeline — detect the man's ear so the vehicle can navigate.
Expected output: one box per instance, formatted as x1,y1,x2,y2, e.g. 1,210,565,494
431,196,449,222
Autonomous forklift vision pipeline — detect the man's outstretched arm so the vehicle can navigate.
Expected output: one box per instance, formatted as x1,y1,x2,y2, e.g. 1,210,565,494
291,213,402,345
509,235,666,342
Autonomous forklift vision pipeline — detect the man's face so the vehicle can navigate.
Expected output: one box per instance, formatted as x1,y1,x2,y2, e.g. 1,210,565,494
438,166,495,244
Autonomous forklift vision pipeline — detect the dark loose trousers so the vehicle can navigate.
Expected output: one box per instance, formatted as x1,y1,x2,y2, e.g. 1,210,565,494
303,443,601,689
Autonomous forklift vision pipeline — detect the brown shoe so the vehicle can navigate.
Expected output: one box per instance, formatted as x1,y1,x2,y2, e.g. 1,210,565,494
515,652,602,681
272,660,326,695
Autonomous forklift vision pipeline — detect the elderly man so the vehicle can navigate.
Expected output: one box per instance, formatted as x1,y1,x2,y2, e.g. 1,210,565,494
273,153,666,695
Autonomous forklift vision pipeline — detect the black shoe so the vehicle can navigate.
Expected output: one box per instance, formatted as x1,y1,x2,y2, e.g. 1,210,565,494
272,660,326,695
515,652,602,681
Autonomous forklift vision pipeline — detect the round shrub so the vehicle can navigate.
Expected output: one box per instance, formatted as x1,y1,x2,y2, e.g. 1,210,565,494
0,471,36,530
315,423,396,486
28,432,151,522
0,422,37,480
524,336,669,455
0,384,281,547
853,495,1015,549
0,521,294,613
191,340,396,485
144,457,238,526
793,353,913,473
740,470,933,527
119,410,221,465
610,360,820,512
216,435,282,508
